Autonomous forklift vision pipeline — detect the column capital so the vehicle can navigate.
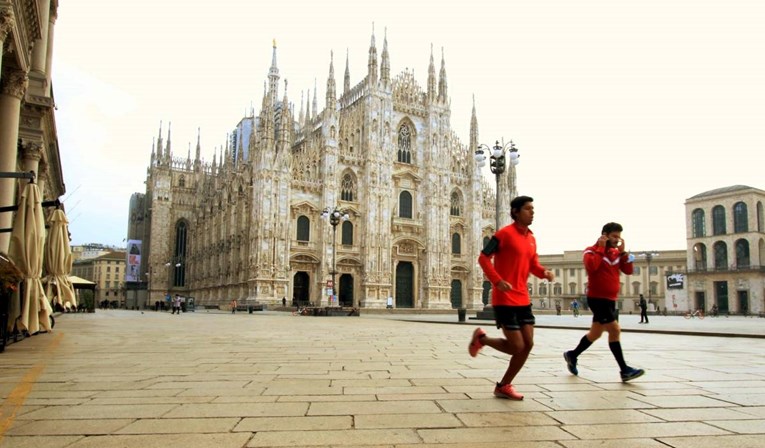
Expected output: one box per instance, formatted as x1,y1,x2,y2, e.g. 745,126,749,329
20,138,43,162
0,7,14,42
1,69,29,99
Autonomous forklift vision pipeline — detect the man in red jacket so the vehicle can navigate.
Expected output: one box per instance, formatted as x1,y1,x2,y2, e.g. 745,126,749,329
563,222,645,382
468,196,555,400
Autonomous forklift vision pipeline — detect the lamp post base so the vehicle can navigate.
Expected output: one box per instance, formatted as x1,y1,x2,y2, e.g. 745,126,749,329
475,304,494,320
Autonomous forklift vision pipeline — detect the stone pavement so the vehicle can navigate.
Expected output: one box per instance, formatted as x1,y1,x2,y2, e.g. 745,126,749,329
0,310,764,448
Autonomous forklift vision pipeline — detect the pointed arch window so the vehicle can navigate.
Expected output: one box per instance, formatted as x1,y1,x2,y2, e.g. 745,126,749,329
173,221,187,287
712,205,726,235
451,233,461,254
178,175,186,188
450,191,462,216
735,239,750,268
341,220,354,245
399,191,413,218
397,124,412,164
692,208,705,238
733,202,748,233
341,173,356,202
296,216,310,241
713,241,728,270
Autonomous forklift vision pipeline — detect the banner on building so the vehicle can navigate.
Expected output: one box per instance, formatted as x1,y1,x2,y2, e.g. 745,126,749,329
126,239,142,282
666,273,685,289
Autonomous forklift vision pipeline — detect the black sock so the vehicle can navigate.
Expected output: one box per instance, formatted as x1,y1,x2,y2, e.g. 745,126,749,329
609,341,629,371
571,335,592,357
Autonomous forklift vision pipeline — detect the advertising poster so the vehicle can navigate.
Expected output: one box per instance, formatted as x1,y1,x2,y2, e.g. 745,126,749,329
126,239,142,282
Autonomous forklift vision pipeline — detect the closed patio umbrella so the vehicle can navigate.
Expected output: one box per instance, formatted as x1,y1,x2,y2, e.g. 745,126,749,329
44,209,76,310
8,181,52,334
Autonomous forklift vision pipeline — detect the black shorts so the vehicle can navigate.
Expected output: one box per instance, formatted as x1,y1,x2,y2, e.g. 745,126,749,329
587,297,618,324
493,305,535,330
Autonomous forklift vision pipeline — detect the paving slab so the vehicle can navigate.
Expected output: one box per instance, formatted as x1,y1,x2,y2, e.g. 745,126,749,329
0,309,763,447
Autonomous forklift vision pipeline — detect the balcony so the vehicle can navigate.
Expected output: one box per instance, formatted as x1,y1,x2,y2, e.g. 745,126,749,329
686,264,765,274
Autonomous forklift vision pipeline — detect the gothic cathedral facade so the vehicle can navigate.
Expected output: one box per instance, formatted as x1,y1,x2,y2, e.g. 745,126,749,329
135,33,504,309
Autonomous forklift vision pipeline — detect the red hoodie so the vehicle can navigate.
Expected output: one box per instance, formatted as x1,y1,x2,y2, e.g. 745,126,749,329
478,222,547,306
583,244,633,300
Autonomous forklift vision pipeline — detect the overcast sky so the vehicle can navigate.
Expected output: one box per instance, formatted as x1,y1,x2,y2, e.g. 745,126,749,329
52,0,765,255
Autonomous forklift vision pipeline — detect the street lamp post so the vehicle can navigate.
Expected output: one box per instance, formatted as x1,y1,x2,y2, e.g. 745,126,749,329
637,252,659,302
321,207,349,307
474,140,520,231
474,140,520,317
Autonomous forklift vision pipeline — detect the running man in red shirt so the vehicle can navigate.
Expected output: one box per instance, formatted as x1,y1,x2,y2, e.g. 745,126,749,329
469,196,555,400
563,222,645,382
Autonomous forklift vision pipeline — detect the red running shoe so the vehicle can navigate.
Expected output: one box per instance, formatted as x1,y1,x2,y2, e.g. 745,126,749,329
494,383,524,400
468,327,486,357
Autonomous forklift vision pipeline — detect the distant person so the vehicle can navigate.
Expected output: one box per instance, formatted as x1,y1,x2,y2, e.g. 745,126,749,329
469,195,555,400
172,294,181,314
639,294,649,324
711,303,719,317
555,302,561,316
563,222,645,382
282,297,287,307
231,299,237,314
572,300,580,317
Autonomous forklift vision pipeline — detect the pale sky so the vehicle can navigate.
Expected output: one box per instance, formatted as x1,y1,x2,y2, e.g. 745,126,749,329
52,0,765,255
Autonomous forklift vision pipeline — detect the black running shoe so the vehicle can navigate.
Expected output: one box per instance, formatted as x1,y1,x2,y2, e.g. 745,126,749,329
620,367,645,382
563,351,578,376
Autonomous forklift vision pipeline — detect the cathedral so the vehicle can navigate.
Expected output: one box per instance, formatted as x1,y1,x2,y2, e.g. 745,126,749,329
131,33,516,310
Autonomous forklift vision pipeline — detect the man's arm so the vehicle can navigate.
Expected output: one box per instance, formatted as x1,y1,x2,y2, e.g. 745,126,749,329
478,236,502,285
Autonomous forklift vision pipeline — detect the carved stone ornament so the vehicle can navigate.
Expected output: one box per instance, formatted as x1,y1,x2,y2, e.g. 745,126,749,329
20,139,43,161
1,70,29,99
0,8,14,42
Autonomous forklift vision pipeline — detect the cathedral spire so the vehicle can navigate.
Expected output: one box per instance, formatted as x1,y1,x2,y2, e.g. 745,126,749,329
280,79,291,144
470,95,478,150
156,121,163,161
299,90,305,126
367,24,378,86
427,44,436,102
165,122,172,159
268,39,280,106
344,48,351,94
305,88,311,122
312,79,318,118
438,47,448,102
381,28,390,86
326,50,337,110
195,127,201,161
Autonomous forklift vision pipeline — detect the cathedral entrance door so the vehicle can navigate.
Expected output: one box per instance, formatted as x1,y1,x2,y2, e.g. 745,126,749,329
395,262,414,308
293,272,310,306
450,279,463,309
339,274,354,307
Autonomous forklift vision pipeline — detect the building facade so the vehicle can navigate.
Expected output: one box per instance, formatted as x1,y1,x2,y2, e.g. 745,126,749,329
134,34,507,310
0,0,65,252
71,251,126,307
685,185,765,315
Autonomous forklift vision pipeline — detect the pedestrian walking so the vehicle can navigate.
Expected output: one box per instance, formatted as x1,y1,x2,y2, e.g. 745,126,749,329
639,294,649,324
572,300,580,317
231,299,237,314
468,196,555,400
172,294,181,314
563,222,645,382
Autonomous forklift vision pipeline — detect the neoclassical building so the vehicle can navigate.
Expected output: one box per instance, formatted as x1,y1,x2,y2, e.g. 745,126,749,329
133,34,512,310
0,0,65,253
685,185,765,315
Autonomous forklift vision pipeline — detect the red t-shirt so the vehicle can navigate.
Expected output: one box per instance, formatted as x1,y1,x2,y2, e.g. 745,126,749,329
478,223,547,306
583,244,634,300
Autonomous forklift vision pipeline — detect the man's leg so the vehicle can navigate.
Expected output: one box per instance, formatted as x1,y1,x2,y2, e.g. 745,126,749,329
602,321,629,371
564,323,604,375
500,325,533,386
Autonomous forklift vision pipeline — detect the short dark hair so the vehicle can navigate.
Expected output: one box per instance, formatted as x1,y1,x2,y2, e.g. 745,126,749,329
510,195,533,220
601,222,623,234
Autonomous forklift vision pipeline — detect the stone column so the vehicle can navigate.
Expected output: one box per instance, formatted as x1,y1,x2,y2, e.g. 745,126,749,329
0,70,28,253
0,7,14,79
32,0,51,74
